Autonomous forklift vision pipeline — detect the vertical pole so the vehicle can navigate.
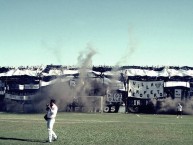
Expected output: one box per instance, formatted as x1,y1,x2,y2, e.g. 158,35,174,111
125,79,128,114
101,96,103,113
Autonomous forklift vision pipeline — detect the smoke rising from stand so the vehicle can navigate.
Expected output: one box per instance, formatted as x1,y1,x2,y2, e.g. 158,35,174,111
33,44,99,112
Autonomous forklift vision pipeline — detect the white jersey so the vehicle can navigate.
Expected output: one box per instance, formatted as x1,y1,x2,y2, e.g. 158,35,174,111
177,105,182,111
47,104,58,119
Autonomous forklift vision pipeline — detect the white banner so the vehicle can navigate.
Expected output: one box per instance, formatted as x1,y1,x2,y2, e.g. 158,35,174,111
5,94,33,100
128,80,164,98
0,91,5,95
8,84,39,90
106,92,122,103
175,89,181,98
24,84,39,89
19,85,24,90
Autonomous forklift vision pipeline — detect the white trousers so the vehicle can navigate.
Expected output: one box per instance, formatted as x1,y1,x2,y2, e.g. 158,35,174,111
47,118,57,142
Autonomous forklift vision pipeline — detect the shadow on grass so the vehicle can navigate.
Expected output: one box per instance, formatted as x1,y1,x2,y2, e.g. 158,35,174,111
0,137,47,143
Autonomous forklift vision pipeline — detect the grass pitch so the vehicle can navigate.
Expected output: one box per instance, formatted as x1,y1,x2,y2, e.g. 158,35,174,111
0,112,193,145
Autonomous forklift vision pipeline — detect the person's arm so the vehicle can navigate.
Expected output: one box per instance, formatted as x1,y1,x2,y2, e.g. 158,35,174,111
50,105,58,118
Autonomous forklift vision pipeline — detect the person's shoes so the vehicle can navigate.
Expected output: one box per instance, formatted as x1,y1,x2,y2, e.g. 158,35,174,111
53,136,58,141
46,140,52,143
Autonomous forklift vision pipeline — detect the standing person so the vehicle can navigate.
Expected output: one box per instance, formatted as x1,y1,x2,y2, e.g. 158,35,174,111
46,99,58,143
177,103,183,118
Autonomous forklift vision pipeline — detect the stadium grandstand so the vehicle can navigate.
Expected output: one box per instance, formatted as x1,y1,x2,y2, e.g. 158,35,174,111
0,65,193,113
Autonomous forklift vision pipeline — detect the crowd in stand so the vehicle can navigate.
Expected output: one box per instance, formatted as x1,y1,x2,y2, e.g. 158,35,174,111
1,65,193,73
1,65,193,82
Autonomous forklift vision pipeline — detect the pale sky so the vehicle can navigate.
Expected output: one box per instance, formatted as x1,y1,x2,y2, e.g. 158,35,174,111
0,0,193,67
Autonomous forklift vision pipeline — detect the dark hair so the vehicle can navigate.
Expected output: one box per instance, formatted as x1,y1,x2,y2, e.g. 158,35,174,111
50,99,56,104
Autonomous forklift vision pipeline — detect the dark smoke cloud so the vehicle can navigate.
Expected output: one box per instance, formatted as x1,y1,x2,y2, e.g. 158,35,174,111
74,44,104,110
35,28,138,112
152,97,193,115
77,43,97,68
32,44,102,113
33,79,75,112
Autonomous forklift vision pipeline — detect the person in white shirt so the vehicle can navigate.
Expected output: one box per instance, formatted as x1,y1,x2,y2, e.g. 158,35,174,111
46,99,58,143
177,103,183,118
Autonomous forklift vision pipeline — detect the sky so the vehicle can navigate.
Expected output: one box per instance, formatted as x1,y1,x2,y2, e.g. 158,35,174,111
0,0,193,67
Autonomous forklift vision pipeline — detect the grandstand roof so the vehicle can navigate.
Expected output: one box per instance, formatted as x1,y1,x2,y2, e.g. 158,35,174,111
0,66,193,81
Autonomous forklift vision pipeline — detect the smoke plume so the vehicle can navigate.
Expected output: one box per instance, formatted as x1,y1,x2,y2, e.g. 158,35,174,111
116,26,137,66
41,40,63,64
152,97,193,115
32,44,101,113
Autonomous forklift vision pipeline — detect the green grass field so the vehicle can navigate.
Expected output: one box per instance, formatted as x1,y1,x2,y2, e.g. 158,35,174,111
0,112,193,145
